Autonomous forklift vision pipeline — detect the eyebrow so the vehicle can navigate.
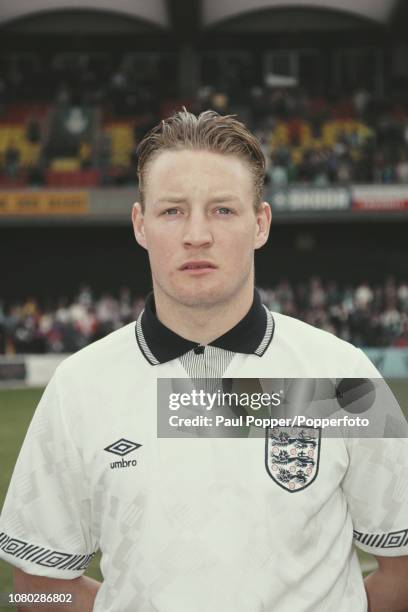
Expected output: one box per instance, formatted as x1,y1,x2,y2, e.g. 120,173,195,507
154,197,186,206
208,196,241,204
154,195,241,205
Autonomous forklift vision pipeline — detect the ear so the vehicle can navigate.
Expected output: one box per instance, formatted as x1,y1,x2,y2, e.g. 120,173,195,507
254,202,272,250
132,202,147,250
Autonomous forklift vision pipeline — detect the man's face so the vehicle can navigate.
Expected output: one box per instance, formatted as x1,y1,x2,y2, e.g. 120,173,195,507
132,149,271,309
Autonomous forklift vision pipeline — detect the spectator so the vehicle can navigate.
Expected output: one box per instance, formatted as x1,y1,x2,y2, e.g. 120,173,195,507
26,116,41,144
355,282,373,309
396,154,408,183
79,140,92,169
95,132,111,184
353,88,371,118
269,162,288,186
4,141,20,179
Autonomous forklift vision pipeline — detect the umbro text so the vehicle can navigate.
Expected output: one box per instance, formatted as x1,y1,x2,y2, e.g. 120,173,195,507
110,459,138,470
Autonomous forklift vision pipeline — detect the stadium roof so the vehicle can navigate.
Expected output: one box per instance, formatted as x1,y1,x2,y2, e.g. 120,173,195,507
203,0,397,26
0,0,169,28
0,0,401,30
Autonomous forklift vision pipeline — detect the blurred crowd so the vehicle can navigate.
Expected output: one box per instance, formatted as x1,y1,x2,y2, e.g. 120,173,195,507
0,54,171,115
0,287,144,355
259,277,408,348
1,49,408,188
207,86,408,187
1,278,407,355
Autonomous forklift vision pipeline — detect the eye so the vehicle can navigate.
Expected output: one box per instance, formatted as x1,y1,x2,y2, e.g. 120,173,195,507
216,207,233,215
161,208,181,216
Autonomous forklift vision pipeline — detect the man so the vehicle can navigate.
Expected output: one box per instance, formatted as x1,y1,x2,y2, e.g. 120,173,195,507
0,109,407,611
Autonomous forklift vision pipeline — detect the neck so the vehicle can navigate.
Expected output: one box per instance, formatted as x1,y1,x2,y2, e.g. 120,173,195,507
153,283,255,345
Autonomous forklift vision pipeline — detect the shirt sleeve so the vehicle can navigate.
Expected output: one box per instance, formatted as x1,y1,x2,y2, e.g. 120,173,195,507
342,436,408,556
341,349,408,557
0,371,98,578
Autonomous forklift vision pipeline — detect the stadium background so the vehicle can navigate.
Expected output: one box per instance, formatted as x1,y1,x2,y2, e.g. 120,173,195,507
0,0,408,607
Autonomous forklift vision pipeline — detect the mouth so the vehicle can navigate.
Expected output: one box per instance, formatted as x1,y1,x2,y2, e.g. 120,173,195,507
179,261,217,274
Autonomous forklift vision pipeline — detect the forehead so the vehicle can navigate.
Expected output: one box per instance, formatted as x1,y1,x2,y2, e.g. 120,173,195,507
142,149,254,202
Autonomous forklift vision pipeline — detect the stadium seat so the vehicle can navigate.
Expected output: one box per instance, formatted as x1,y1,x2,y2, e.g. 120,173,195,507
0,125,41,168
103,124,133,167
50,158,81,171
45,169,100,187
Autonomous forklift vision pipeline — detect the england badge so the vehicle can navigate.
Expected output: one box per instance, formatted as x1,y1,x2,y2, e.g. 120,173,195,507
265,426,321,492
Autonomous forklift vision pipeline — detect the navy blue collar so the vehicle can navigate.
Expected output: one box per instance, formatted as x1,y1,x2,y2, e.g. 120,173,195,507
136,289,274,365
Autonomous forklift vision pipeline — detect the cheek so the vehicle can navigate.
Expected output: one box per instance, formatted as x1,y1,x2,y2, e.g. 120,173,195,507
218,223,256,249
144,229,178,265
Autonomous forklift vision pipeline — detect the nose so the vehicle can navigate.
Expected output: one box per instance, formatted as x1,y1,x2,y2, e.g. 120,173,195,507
182,211,213,248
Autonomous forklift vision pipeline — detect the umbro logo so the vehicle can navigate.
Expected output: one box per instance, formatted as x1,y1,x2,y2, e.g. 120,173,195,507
104,438,142,456
104,438,142,470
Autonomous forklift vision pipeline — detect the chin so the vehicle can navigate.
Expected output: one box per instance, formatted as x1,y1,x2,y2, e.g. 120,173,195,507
172,284,236,308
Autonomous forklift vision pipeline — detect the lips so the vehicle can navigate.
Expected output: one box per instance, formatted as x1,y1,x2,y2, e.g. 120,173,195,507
180,261,217,270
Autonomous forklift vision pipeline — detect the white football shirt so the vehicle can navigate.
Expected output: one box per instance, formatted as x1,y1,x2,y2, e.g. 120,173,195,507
1,290,407,612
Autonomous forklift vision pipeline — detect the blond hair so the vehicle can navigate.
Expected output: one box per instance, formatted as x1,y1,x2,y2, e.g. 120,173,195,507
136,108,265,210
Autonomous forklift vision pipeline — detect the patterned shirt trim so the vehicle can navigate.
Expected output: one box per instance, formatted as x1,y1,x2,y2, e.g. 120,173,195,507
353,528,408,548
135,311,159,366
180,346,236,379
255,307,275,356
0,532,96,571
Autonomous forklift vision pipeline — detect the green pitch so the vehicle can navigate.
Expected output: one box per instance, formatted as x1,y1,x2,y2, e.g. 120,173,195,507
0,382,407,610
0,388,102,610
